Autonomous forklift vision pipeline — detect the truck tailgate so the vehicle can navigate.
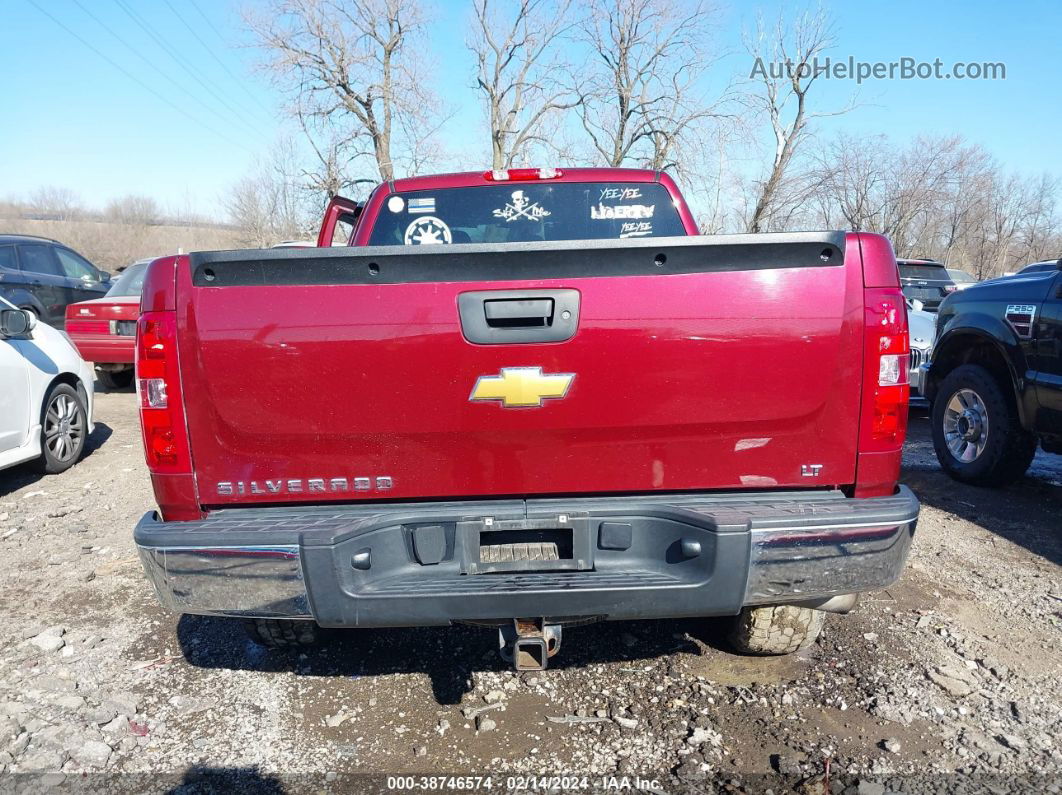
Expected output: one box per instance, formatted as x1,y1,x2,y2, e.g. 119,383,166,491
177,234,864,507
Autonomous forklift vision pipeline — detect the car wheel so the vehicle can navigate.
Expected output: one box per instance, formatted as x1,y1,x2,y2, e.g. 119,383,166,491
97,368,134,390
30,383,88,474
930,364,1036,486
243,618,320,648
728,605,824,655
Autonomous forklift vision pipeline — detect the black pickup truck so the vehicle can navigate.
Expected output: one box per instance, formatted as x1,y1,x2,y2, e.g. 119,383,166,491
924,261,1062,484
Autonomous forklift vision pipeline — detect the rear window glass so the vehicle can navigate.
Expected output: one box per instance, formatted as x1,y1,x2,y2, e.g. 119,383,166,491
105,262,148,297
946,269,976,282
899,264,948,280
366,182,686,246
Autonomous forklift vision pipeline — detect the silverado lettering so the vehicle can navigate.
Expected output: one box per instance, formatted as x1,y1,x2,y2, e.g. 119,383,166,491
133,167,919,668
216,477,394,496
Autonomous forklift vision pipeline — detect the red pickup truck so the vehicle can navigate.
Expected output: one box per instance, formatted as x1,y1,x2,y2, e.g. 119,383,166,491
133,168,918,668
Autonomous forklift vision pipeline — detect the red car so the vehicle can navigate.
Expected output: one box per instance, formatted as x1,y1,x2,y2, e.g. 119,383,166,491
131,168,918,667
64,259,150,389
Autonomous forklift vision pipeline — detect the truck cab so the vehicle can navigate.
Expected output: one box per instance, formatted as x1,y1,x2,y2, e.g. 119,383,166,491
317,167,700,247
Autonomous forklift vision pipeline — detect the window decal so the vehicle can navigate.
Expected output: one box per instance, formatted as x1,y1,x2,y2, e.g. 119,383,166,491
492,190,551,222
599,186,643,201
591,204,656,220
619,222,653,238
404,216,452,245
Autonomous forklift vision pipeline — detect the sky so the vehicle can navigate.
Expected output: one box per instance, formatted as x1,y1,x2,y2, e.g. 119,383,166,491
2,0,1060,220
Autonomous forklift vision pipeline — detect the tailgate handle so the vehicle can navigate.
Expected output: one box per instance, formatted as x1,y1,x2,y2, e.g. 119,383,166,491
484,298,553,328
458,289,579,344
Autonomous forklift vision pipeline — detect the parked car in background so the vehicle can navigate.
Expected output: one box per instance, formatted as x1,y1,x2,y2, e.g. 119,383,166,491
270,241,316,248
0,235,111,327
0,296,95,474
1014,259,1060,276
907,298,936,406
925,262,1062,484
65,258,153,390
897,258,956,312
946,269,978,290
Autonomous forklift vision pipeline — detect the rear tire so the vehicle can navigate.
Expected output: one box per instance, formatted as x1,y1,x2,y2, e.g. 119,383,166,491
931,364,1036,486
97,368,134,390
243,618,320,648
728,605,824,655
29,383,88,474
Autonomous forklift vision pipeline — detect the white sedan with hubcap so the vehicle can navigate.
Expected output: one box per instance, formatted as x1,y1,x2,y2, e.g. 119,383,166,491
0,296,95,474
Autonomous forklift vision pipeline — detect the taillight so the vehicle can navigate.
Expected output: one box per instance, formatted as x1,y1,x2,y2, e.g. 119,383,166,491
136,312,191,473
859,288,910,451
483,168,563,181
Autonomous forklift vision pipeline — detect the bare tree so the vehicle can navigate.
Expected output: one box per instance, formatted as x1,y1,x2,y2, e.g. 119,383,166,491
686,123,747,234
470,0,581,169
104,195,162,227
294,108,369,200
978,174,1029,277
803,130,1062,278
743,6,852,232
246,0,443,183
579,0,726,172
224,144,312,248
27,187,83,222
1017,173,1060,263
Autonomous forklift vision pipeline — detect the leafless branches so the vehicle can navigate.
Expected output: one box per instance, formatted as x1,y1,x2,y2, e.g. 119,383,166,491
224,142,313,247
246,0,442,183
742,5,853,232
469,0,581,169
578,0,726,172
803,133,1060,277
27,187,83,223
104,195,163,227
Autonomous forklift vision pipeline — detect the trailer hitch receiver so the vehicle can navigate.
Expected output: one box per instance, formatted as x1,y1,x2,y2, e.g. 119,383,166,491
498,619,562,670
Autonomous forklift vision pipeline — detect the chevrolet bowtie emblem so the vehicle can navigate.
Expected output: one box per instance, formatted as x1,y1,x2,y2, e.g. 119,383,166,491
469,367,575,408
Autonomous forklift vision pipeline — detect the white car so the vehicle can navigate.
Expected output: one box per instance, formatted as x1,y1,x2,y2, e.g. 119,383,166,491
0,296,95,474
907,298,936,406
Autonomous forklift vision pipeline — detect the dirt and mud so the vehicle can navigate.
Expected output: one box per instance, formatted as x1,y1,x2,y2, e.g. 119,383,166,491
0,388,1058,793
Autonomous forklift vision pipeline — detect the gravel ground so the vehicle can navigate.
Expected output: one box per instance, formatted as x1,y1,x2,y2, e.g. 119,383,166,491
0,389,1059,793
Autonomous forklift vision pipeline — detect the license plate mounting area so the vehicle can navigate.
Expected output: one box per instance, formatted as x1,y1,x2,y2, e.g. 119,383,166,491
458,515,593,574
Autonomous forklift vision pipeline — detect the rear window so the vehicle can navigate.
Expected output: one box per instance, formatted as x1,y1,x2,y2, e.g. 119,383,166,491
946,269,976,282
366,182,686,246
105,262,148,297
899,264,948,280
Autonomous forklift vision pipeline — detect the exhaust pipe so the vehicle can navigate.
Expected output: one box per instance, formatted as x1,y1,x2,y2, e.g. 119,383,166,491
499,619,562,670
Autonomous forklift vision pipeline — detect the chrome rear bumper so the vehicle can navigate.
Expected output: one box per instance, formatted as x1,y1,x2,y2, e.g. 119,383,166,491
136,487,918,623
